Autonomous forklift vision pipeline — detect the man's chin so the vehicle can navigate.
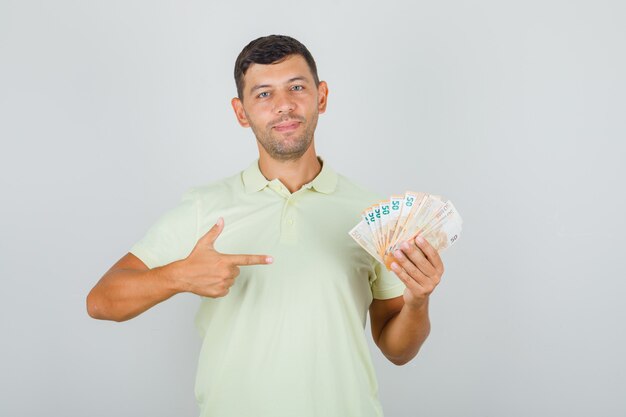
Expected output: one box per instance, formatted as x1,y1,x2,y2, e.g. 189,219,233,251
268,149,309,161
265,143,312,161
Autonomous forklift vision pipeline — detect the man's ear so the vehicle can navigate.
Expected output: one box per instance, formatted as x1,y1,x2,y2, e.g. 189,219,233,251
317,81,329,114
231,97,250,127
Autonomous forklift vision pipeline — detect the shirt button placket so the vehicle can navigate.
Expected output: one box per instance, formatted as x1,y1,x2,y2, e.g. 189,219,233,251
281,197,297,244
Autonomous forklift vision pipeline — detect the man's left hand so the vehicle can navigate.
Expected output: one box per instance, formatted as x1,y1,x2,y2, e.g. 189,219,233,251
390,236,445,311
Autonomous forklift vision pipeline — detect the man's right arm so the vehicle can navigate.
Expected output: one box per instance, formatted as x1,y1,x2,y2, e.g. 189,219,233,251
86,217,272,322
86,253,188,322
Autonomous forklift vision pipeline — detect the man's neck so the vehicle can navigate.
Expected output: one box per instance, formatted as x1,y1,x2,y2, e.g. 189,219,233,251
257,145,322,193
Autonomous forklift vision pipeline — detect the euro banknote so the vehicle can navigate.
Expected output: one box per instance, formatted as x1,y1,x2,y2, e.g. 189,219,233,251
349,192,462,270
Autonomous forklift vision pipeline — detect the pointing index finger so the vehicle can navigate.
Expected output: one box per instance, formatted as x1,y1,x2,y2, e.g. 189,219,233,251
223,254,274,266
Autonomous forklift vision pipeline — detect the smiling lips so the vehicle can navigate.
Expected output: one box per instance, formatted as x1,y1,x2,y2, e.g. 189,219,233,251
272,121,301,132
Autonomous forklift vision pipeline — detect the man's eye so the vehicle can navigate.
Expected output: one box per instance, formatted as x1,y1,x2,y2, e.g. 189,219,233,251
258,92,270,98
291,85,304,91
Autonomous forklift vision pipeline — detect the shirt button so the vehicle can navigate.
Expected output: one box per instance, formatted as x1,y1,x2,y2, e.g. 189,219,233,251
287,219,294,225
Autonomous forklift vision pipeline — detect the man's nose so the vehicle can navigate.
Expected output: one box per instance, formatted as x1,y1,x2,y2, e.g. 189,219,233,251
273,92,295,114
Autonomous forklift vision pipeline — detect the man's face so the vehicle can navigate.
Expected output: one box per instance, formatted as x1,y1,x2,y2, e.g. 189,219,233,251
232,54,328,161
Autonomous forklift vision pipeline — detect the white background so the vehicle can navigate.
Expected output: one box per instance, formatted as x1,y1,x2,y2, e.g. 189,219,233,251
1,1,625,416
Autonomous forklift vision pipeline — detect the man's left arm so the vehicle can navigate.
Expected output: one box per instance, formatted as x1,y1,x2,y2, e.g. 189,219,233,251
369,235,444,366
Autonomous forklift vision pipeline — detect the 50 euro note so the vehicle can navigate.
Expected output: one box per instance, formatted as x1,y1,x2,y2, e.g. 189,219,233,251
349,219,383,263
349,191,463,270
385,191,426,256
383,203,462,270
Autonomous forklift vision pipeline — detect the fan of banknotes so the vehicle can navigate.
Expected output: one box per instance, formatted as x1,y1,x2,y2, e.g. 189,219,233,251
349,191,463,270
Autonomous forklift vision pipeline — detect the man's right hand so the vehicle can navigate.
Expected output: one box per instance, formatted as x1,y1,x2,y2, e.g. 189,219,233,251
87,217,271,321
177,217,273,298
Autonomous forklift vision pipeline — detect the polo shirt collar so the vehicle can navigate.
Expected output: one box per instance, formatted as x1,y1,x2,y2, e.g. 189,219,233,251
242,160,270,193
242,157,338,194
305,158,338,194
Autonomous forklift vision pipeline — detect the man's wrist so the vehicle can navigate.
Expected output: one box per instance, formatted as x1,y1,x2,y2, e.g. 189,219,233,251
157,259,189,295
404,297,430,315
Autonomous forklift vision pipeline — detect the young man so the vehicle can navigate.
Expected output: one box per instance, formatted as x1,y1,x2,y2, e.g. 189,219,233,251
87,35,445,417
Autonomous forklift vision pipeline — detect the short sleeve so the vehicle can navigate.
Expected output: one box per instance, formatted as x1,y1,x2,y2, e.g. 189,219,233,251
370,260,406,300
129,188,199,269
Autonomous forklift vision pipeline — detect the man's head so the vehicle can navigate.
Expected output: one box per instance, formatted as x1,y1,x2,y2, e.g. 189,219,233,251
231,35,328,161
234,35,320,101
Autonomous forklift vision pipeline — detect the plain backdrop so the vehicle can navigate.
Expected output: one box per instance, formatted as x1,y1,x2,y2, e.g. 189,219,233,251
1,1,625,416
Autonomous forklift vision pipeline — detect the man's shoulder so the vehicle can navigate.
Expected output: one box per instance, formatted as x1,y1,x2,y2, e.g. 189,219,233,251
334,172,384,203
180,170,246,204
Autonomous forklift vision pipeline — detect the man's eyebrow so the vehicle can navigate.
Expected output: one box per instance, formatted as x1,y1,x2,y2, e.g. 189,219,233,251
286,76,308,84
249,77,310,94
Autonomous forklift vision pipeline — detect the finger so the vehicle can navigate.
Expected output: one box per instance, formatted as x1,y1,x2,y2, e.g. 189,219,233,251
225,276,236,288
400,240,437,278
198,217,224,248
415,235,444,275
223,253,274,266
390,261,422,292
393,249,430,287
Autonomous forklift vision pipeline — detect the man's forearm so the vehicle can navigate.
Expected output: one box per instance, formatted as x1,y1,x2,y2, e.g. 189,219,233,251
86,261,186,322
377,299,431,366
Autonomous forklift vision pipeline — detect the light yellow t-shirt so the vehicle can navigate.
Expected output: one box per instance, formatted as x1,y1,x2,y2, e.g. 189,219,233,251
129,159,405,417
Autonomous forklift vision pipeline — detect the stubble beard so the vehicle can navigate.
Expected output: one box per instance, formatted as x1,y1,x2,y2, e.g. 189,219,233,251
251,113,319,161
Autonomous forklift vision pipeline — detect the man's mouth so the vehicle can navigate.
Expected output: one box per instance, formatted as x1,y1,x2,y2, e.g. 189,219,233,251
272,121,301,132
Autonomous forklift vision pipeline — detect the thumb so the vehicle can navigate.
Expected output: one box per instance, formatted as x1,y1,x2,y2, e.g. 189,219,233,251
197,217,224,249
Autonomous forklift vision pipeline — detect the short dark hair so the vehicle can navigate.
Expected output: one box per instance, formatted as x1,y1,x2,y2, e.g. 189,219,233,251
234,34,320,100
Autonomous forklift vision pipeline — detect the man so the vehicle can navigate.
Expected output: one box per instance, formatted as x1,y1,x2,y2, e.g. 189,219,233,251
87,34,445,417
